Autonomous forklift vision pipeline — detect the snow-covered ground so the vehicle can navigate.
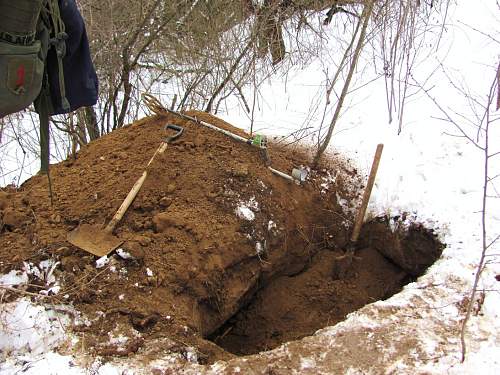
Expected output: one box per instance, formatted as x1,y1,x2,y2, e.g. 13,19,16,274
1,1,499,374
217,2,500,372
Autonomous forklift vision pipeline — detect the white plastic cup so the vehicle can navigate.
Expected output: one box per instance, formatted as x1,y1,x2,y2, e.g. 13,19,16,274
291,168,308,183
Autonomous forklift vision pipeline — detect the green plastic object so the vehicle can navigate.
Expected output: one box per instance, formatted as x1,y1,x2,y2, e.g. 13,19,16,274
251,134,267,148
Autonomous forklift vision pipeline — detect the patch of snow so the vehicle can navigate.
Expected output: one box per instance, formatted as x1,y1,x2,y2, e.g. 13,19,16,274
320,170,336,193
255,242,264,255
235,205,255,221
1,260,61,295
247,196,259,210
116,248,134,260
95,255,109,269
267,220,277,231
108,332,129,346
0,270,28,287
97,362,124,375
300,356,316,369
0,352,83,375
235,197,260,221
0,299,71,357
184,347,199,364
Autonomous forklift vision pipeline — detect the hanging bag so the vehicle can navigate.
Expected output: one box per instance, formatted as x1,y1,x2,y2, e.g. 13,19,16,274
0,0,45,117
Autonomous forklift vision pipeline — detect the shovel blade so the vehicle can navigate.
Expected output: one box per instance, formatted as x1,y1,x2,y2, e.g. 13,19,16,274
67,224,123,257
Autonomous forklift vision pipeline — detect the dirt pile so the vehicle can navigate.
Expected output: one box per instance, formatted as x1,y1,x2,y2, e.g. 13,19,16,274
0,112,444,365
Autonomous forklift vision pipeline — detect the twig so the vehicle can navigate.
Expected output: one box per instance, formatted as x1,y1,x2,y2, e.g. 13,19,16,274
205,42,252,113
486,234,500,251
460,69,498,363
0,285,54,299
435,0,451,51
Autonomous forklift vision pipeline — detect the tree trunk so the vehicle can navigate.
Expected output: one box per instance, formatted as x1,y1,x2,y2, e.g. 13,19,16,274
313,0,375,166
84,106,100,140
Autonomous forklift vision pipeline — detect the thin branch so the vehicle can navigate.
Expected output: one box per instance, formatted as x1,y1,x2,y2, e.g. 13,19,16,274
488,151,500,158
486,235,500,251
457,20,500,47
460,71,498,363
496,61,500,111
415,77,485,150
205,42,252,113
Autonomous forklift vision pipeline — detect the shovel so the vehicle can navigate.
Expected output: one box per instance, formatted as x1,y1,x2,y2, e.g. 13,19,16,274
332,143,384,279
67,124,184,257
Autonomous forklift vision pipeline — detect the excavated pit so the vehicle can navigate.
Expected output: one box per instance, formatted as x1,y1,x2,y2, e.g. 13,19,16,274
207,218,444,356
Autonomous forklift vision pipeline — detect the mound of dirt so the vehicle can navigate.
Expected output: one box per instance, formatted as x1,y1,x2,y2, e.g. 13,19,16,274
0,111,444,365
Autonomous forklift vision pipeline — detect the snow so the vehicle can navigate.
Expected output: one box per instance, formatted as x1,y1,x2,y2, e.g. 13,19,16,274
1,352,81,375
0,299,72,359
216,2,500,373
1,1,499,374
95,255,110,268
184,347,199,364
108,329,133,346
116,248,134,260
300,357,316,370
0,270,28,287
235,203,256,221
255,241,264,255
0,259,62,296
267,220,276,231
23,259,60,290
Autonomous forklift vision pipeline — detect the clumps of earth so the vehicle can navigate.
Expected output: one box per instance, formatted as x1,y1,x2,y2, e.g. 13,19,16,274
0,111,445,366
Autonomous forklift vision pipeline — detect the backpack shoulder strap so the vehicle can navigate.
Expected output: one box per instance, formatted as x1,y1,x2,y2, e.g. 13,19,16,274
46,0,70,112
35,0,70,174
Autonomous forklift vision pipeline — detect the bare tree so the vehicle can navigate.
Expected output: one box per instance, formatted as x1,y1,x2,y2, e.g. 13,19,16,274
1,0,451,184
419,61,500,362
313,0,375,166
311,0,448,164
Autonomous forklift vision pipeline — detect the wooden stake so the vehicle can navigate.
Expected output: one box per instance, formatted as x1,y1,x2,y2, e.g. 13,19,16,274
350,143,384,244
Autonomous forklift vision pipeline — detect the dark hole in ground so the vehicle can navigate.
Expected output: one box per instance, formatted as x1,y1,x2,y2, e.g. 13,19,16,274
208,216,445,356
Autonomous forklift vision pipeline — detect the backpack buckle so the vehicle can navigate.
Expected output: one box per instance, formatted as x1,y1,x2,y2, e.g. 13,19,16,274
49,32,68,58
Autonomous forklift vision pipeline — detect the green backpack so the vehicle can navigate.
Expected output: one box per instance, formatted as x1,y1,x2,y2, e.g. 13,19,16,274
0,0,69,173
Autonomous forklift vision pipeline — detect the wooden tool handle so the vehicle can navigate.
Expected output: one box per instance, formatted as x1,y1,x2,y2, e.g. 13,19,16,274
104,142,169,233
350,143,384,244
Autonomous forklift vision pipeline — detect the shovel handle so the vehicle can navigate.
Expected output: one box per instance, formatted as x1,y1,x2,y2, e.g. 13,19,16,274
104,145,165,233
165,124,183,143
104,125,184,234
350,144,384,244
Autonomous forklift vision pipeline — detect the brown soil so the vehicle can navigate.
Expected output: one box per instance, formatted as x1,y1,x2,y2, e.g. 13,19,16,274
0,111,444,364
210,246,406,355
